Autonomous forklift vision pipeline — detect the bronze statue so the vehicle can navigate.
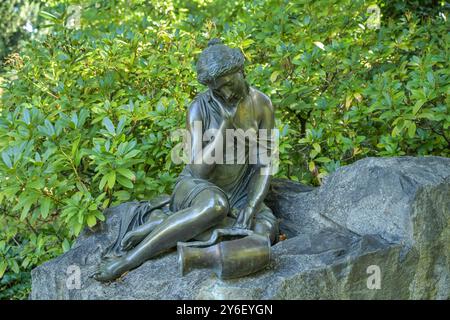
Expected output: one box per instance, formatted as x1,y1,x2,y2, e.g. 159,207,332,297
93,39,279,282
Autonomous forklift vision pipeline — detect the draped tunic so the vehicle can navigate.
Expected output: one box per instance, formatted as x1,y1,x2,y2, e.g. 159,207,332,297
169,89,260,217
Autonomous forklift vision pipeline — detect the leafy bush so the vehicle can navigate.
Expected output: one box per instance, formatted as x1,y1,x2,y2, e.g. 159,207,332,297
0,0,40,64
199,0,449,183
0,0,448,299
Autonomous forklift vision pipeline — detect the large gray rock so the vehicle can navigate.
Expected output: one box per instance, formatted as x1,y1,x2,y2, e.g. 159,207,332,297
30,156,450,299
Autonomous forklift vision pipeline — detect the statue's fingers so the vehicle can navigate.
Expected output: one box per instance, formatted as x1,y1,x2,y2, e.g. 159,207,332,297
120,239,129,250
233,222,246,229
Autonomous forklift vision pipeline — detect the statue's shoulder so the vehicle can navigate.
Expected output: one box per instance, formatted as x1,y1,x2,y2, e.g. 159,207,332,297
187,90,210,121
250,87,274,113
189,90,210,109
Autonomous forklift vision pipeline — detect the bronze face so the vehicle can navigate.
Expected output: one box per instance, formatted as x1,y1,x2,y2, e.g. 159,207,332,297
209,71,249,106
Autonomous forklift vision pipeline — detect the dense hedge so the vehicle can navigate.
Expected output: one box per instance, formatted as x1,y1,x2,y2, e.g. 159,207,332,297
0,0,448,299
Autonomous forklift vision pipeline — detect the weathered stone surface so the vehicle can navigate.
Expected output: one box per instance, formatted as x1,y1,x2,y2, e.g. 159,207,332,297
31,156,450,299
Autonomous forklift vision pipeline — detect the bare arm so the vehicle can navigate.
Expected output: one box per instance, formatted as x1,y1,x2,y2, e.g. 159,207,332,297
187,100,234,179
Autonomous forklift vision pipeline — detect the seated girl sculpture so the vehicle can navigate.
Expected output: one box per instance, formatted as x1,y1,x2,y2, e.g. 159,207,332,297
93,39,279,282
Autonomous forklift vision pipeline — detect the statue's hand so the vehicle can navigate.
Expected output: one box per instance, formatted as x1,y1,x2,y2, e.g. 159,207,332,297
220,97,243,127
221,106,237,127
233,207,254,230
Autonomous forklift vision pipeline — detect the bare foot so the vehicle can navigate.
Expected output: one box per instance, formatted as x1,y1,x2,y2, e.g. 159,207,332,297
92,257,130,282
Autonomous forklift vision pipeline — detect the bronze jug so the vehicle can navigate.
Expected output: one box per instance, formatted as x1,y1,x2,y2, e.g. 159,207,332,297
177,228,271,279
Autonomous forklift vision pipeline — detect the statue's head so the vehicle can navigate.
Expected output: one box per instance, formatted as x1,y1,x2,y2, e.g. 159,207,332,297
196,39,248,104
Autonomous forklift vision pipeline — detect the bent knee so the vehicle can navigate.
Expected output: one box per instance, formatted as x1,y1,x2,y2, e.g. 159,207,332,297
210,193,229,219
193,190,229,220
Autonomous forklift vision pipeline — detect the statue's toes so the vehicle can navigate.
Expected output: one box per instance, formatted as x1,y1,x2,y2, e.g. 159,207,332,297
90,263,111,282
94,260,126,282
90,270,104,281
92,269,113,282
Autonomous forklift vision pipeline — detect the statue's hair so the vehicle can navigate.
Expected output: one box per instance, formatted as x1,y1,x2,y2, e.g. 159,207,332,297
196,38,245,86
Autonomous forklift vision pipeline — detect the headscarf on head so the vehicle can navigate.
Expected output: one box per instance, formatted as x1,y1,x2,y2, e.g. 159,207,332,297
196,38,245,86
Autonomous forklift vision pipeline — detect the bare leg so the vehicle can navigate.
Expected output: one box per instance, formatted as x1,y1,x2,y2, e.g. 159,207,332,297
120,218,165,250
94,190,229,282
120,210,167,250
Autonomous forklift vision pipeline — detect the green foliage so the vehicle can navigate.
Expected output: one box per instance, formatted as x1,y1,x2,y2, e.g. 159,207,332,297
0,0,448,298
0,0,40,64
200,0,449,183
0,271,30,299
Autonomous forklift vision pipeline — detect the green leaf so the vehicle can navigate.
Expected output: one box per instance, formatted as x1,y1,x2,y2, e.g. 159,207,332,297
73,223,83,236
417,112,437,121
408,122,417,138
86,215,97,228
270,71,280,83
114,190,131,201
28,179,45,190
10,259,20,274
309,149,319,159
0,261,7,278
102,198,110,209
102,117,115,135
22,257,31,269
391,125,400,137
117,168,135,180
20,199,34,221
22,108,31,124
71,136,81,158
44,119,55,136
116,116,127,135
2,152,12,168
426,71,434,86
62,239,71,252
313,143,321,153
95,192,107,202
95,211,106,221
40,197,52,219
107,171,116,189
308,161,316,172
124,149,141,159
99,174,108,191
412,100,425,116
241,39,255,48
39,10,59,22
315,157,331,163
117,175,133,188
